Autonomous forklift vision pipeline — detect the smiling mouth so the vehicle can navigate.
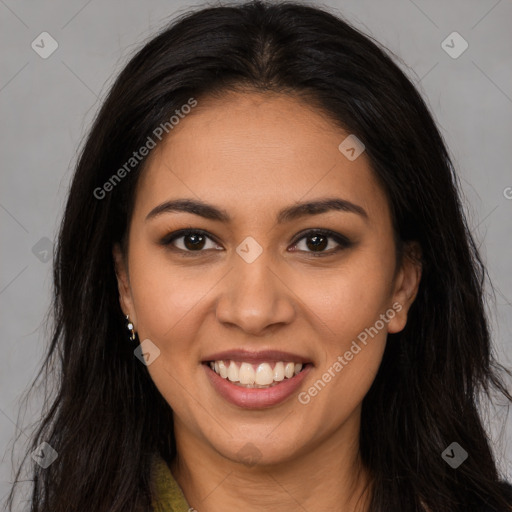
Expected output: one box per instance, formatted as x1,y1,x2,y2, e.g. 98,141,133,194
203,360,311,388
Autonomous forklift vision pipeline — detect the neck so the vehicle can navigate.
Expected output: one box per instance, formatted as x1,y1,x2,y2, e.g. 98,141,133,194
170,417,372,512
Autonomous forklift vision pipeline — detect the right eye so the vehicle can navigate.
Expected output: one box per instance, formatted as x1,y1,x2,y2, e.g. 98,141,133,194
160,229,223,254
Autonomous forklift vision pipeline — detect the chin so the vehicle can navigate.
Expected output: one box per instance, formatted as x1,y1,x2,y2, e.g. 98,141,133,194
213,436,304,468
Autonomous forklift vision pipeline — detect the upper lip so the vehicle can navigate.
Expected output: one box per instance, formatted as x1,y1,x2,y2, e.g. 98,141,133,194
202,349,311,365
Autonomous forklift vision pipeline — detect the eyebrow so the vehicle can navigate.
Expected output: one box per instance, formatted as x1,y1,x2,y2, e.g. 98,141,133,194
145,197,369,224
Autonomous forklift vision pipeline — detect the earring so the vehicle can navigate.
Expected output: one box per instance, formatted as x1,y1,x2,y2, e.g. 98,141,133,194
126,314,136,342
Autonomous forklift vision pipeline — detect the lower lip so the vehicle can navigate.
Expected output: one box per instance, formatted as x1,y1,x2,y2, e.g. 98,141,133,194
203,363,312,409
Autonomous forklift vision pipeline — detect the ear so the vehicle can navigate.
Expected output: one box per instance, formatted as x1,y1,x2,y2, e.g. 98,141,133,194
112,243,137,327
387,241,422,334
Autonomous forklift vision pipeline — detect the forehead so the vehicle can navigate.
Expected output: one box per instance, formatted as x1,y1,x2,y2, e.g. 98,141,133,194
134,91,389,225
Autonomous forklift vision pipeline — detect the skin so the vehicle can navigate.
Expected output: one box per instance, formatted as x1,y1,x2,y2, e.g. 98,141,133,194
113,90,422,512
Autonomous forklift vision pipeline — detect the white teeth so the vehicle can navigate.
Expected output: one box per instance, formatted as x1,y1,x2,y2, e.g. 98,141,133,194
209,360,305,386
284,362,295,379
239,362,255,384
227,361,240,382
218,360,228,379
255,363,274,385
273,362,285,382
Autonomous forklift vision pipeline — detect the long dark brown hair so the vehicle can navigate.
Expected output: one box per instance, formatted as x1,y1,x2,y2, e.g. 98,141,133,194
5,1,512,510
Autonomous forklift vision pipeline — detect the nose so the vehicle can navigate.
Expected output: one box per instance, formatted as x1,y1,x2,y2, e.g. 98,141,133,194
215,253,296,336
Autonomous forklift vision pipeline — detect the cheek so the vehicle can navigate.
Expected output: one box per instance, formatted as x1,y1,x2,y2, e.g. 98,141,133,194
127,244,214,342
294,258,394,344
293,252,393,407
127,245,209,417
299,297,388,427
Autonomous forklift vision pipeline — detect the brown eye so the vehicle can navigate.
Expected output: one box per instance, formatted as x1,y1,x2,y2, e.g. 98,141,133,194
182,232,206,250
290,229,352,256
305,233,329,251
160,228,352,256
161,229,222,252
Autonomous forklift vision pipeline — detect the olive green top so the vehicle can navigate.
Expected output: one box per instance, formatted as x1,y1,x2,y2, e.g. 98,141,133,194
151,454,191,512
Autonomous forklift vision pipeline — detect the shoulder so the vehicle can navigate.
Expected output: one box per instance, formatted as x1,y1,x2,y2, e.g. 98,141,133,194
497,480,512,501
421,482,512,512
150,453,191,512
481,481,512,512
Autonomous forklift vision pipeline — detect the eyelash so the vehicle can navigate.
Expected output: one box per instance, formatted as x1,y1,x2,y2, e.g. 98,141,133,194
159,228,352,257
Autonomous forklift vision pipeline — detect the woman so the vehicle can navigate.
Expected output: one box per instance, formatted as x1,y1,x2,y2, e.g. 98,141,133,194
5,1,512,511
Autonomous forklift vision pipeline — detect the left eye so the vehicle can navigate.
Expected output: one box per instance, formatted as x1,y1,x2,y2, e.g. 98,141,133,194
160,229,351,255
290,229,352,256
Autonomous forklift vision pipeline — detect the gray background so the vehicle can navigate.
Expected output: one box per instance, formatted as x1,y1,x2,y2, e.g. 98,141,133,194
1,0,511,507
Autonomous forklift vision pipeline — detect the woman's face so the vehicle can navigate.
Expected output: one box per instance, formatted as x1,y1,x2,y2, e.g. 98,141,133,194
114,91,421,467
